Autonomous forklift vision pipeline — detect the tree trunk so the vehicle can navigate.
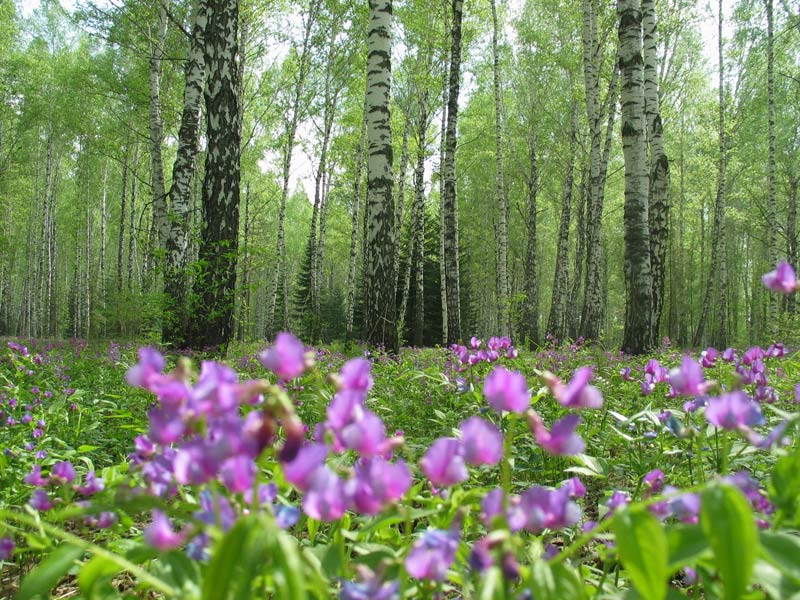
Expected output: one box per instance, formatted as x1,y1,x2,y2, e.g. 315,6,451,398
188,0,241,351
694,0,728,347
439,63,449,345
788,177,798,314
491,0,509,336
567,163,587,339
148,1,169,263
346,100,368,341
548,104,578,342
118,147,128,294
643,0,670,343
522,129,539,347
766,0,777,326
164,0,208,347
128,143,139,292
363,0,397,351
618,0,654,355
266,1,317,338
393,117,410,303
442,0,464,344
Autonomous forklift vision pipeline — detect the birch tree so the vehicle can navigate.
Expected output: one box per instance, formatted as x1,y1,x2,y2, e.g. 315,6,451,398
364,0,397,350
618,0,654,354
188,0,241,350
147,1,169,261
164,0,207,346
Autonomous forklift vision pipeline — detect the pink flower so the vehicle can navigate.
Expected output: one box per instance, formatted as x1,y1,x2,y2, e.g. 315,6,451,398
547,367,604,409
258,332,309,380
528,412,585,455
483,367,531,413
420,437,468,487
459,417,503,466
144,511,187,550
762,260,797,293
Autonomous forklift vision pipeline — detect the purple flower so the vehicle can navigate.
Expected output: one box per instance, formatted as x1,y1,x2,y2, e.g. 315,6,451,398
50,461,76,485
605,491,630,515
519,484,582,533
762,260,797,293
339,358,373,392
74,471,104,496
420,437,468,487
148,406,185,445
664,487,700,524
705,391,764,430
341,569,400,600
405,527,460,581
669,356,708,397
126,347,166,389
259,332,309,380
0,537,14,561
643,469,666,495
24,465,48,487
283,444,328,492
144,510,187,550
459,417,503,466
29,489,53,511
528,412,585,455
483,367,531,413
700,347,717,368
722,347,737,362
548,367,604,409
85,512,118,529
220,455,256,493
745,420,790,450
352,457,411,514
302,466,352,521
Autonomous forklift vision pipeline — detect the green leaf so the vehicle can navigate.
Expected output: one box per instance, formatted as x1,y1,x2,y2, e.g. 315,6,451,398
613,506,668,600
667,524,710,572
202,518,253,600
529,560,587,600
77,555,120,596
770,447,800,526
477,566,505,600
272,530,306,600
700,483,759,600
760,531,800,584
18,543,84,600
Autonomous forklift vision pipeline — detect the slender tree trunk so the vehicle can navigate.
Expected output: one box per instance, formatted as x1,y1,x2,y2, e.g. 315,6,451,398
100,158,108,328
364,0,397,351
568,163,587,339
128,144,139,292
694,0,728,347
393,118,410,303
266,2,317,338
118,148,128,294
788,177,798,314
346,100,368,340
187,0,240,350
491,0,509,335
164,0,208,346
522,129,539,347
766,0,777,326
442,0,464,344
619,0,654,355
148,1,169,263
439,64,449,345
548,104,578,341
643,0,670,343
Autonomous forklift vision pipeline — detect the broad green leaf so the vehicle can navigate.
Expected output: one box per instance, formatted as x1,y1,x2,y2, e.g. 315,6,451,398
769,447,800,526
613,506,668,600
477,566,505,600
18,543,84,600
752,559,800,600
760,531,800,584
700,483,759,600
272,530,306,600
667,524,710,572
529,560,587,600
202,518,253,600
77,554,120,596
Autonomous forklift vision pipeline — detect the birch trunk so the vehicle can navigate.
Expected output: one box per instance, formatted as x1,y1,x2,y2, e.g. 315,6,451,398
266,2,317,338
364,0,397,351
766,0,777,326
618,0,654,355
118,148,128,293
643,0,670,343
787,177,798,314
521,129,539,347
189,0,241,350
694,0,728,347
442,0,464,344
128,143,139,291
346,100,368,340
164,0,208,346
148,1,169,261
548,105,578,342
439,64,449,345
491,0,509,335
393,119,409,302
568,164,587,339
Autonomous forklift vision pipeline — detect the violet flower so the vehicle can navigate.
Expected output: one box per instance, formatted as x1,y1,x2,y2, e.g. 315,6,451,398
705,391,764,430
352,457,411,514
302,466,352,521
420,437,468,487
483,367,531,413
258,332,310,380
528,412,585,455
144,510,187,550
459,416,503,466
0,537,14,561
405,526,461,581
50,461,76,485
669,356,708,397
547,367,604,409
762,260,797,293
29,489,53,511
